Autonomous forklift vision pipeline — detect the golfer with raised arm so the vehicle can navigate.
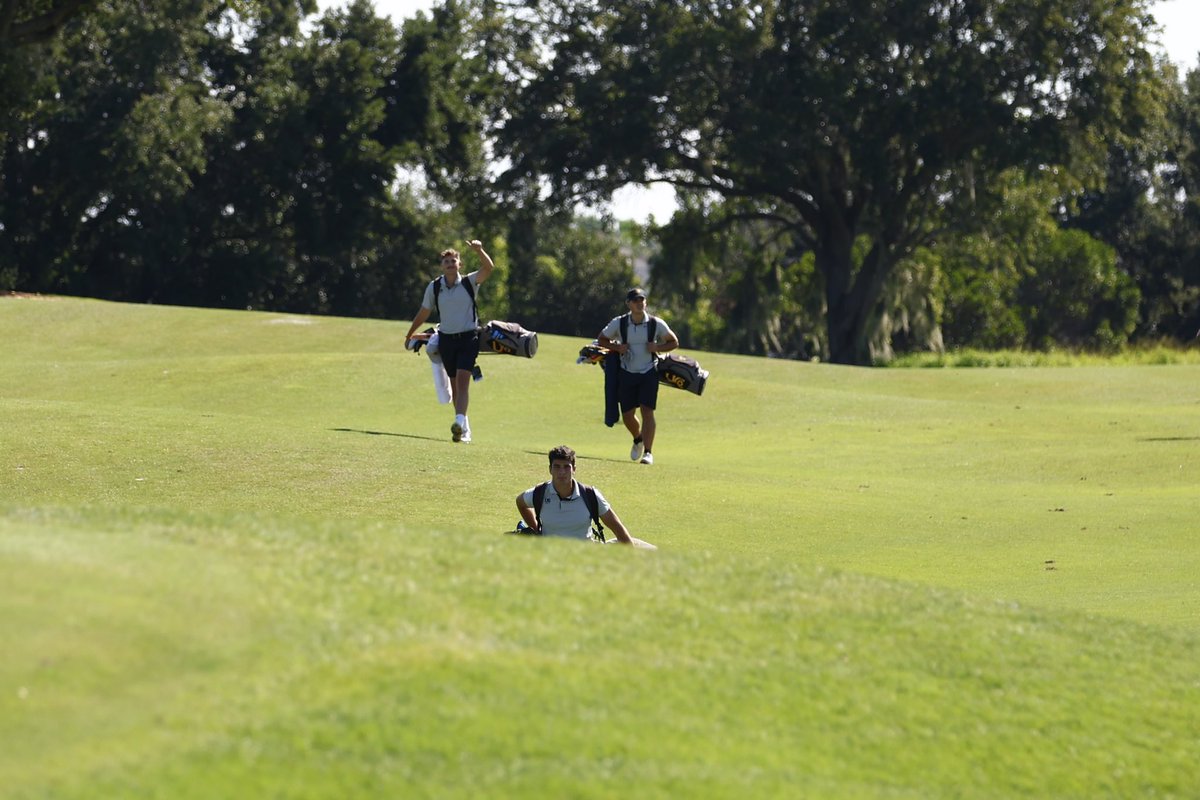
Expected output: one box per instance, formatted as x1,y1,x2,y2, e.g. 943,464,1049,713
405,239,494,443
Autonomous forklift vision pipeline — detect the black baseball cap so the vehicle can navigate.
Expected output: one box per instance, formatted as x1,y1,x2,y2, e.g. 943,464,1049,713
626,288,647,301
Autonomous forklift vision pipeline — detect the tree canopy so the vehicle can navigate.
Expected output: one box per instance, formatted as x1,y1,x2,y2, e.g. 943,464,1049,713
495,0,1163,363
0,0,96,47
3,0,1200,360
2,0,470,315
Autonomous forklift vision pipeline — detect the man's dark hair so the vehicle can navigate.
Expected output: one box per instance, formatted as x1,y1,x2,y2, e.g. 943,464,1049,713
548,445,576,468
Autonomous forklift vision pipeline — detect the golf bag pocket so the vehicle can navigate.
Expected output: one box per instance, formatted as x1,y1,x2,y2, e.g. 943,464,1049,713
484,320,538,357
656,353,708,395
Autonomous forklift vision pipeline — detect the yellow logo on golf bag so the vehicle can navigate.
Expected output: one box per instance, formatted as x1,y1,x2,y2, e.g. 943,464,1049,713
665,372,687,389
489,340,516,355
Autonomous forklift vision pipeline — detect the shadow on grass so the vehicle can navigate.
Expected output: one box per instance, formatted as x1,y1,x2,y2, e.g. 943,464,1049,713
1137,437,1200,442
537,451,631,464
331,428,642,464
330,428,445,443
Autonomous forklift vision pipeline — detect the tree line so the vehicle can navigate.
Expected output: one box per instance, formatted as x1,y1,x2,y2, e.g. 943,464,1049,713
3,0,1198,365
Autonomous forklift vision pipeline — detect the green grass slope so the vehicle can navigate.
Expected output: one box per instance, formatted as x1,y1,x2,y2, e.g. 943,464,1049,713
2,296,1198,798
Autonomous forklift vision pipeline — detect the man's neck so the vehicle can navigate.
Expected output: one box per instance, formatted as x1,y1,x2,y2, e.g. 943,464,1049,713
630,310,647,323
444,271,461,287
552,478,575,498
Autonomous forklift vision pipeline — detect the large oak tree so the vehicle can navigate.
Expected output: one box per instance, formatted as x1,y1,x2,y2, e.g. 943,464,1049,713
495,0,1160,363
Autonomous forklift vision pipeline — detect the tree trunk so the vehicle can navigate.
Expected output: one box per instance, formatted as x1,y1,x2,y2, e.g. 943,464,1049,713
819,236,893,366
817,222,863,364
505,207,539,320
825,283,872,365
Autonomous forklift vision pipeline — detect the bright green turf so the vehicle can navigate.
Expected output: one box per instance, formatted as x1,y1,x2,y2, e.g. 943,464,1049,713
2,296,1197,798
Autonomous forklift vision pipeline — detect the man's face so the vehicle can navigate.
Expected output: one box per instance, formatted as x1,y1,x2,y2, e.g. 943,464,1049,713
549,459,575,481
441,254,460,273
627,296,646,312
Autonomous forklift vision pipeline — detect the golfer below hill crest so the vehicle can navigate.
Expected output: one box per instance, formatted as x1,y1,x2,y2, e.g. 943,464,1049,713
404,239,494,443
515,445,654,547
597,287,679,465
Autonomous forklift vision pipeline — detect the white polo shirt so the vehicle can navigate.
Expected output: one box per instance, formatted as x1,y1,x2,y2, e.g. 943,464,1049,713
421,272,480,334
521,480,611,541
600,313,675,374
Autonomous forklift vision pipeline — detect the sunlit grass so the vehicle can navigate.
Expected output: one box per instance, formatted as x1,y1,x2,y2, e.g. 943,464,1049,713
887,341,1200,367
2,296,1198,798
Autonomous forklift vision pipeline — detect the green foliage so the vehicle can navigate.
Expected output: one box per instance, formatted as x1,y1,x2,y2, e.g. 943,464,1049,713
0,0,495,319
3,0,1198,366
0,0,98,50
173,0,436,316
496,0,1162,364
1020,229,1140,351
1060,59,1200,343
652,198,825,358
931,170,1140,353
933,234,1028,350
0,2,85,218
112,90,230,202
1144,64,1200,337
889,343,1200,368
3,297,1200,797
501,212,636,337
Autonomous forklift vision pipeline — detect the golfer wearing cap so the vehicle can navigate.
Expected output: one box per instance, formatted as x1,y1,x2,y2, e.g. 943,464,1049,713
597,288,679,465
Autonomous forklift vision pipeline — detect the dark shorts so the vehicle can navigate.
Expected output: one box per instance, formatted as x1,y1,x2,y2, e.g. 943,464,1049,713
438,330,480,377
618,368,659,413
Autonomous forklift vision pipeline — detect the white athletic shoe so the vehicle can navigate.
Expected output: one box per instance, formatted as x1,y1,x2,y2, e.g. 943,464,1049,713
630,439,645,461
640,453,654,465
451,421,463,442
460,428,472,444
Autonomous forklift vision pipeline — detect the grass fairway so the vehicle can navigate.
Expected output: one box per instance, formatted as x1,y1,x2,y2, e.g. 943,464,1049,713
2,295,1198,798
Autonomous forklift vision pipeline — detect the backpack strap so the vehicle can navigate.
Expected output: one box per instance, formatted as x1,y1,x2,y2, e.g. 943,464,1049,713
579,483,606,542
531,480,605,542
532,481,548,533
463,275,477,322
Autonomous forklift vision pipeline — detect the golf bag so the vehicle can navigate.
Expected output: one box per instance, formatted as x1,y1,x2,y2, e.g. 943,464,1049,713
656,353,708,395
576,341,609,365
576,342,622,425
483,320,538,358
405,328,453,404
